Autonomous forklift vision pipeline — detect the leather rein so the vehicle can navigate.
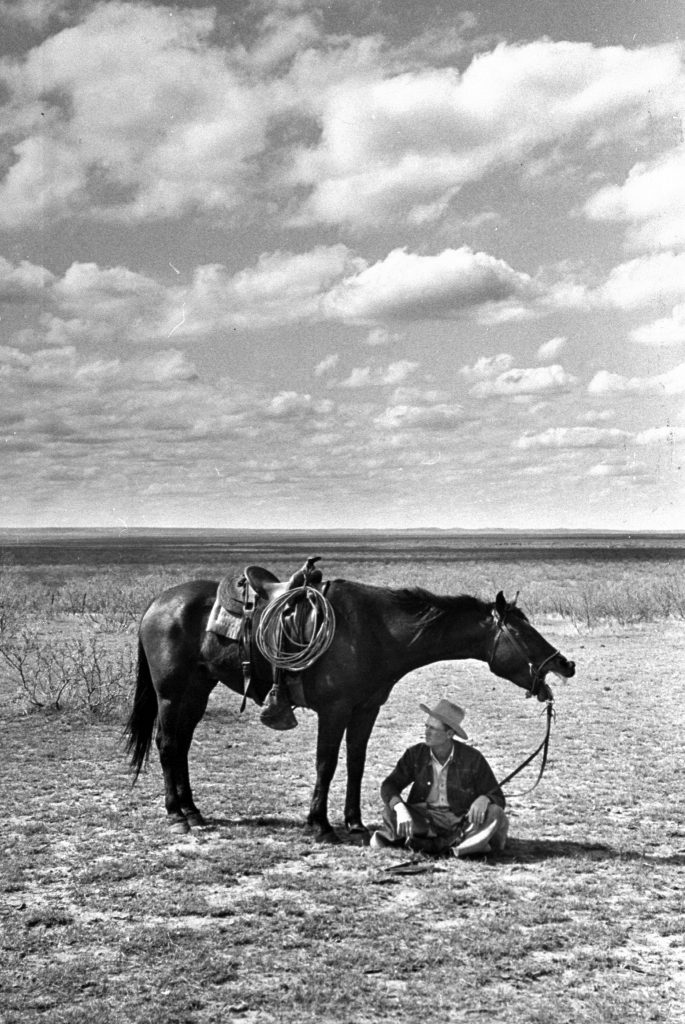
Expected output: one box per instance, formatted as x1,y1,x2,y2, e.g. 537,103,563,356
487,611,559,798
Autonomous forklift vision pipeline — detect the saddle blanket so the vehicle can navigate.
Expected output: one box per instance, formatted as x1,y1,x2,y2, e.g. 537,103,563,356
206,597,242,640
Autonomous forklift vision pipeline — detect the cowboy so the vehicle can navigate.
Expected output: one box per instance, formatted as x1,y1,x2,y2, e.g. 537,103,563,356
370,699,509,856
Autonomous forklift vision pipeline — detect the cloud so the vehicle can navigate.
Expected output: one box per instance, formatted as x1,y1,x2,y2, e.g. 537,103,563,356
595,253,685,310
0,0,72,28
323,247,534,322
537,336,567,360
459,353,514,382
588,363,685,395
0,2,276,226
1,5,682,240
515,426,631,450
314,353,339,376
0,257,55,300
375,403,465,431
292,40,682,228
630,304,685,347
186,245,362,331
470,364,577,398
634,426,685,445
365,327,402,347
584,144,685,253
338,360,419,388
588,460,652,478
264,391,334,419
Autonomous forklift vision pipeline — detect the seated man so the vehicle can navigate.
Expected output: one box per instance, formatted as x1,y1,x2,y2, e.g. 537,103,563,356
370,699,509,857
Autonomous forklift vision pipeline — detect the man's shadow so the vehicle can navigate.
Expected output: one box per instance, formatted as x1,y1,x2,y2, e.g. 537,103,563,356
495,837,685,866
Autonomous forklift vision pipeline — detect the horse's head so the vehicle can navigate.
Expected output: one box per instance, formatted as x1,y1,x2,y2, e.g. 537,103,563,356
487,591,576,701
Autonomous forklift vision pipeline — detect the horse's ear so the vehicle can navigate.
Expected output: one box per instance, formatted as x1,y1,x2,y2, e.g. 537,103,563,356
495,591,508,618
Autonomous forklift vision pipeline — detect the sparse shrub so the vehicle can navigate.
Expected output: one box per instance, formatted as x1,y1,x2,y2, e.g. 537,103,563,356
0,631,136,719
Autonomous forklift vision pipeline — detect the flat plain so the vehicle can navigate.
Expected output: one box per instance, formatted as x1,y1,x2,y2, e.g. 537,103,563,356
1,532,684,1024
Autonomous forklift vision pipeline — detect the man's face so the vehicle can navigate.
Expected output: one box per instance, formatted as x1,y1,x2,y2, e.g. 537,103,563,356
425,716,452,751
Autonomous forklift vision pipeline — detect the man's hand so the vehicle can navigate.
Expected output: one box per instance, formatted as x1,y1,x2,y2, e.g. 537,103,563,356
467,796,491,827
394,802,413,838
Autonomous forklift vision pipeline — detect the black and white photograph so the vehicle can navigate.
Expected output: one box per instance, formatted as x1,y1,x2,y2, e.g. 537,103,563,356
1,1,683,1021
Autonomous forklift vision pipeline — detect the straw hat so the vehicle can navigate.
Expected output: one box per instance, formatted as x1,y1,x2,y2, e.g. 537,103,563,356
419,698,468,739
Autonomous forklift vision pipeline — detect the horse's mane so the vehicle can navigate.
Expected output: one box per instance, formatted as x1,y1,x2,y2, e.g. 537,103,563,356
392,588,489,639
392,587,530,642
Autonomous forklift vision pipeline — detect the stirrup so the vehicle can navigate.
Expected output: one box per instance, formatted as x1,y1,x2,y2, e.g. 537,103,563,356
259,688,298,731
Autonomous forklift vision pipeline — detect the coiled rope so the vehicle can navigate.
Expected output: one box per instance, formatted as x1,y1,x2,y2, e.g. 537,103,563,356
255,586,336,671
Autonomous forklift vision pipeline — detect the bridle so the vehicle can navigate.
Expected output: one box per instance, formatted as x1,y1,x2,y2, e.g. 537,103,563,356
489,610,560,699
487,605,560,797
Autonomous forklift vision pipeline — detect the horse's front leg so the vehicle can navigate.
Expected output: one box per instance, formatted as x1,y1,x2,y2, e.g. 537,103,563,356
344,702,381,835
307,706,348,843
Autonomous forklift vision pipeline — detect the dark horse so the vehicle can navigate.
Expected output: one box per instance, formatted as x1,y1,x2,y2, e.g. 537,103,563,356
126,578,575,839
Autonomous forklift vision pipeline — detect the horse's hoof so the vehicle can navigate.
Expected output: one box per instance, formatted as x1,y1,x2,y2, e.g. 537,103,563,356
346,822,369,835
167,818,190,835
315,830,340,845
185,812,206,828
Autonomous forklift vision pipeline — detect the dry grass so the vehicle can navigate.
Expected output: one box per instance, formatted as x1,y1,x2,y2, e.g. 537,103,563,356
1,553,685,1023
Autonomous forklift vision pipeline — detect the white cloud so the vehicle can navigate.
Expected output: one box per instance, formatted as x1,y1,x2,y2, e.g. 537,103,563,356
338,360,419,388
471,364,576,398
264,391,333,419
459,353,514,382
588,363,685,395
323,247,534,322
186,246,362,331
630,304,685,347
635,426,685,445
314,353,339,376
375,403,465,430
537,336,567,360
588,460,651,478
584,144,685,252
293,40,682,228
0,257,55,300
578,409,615,423
365,327,402,347
0,0,68,27
0,3,275,226
596,253,685,310
515,426,630,449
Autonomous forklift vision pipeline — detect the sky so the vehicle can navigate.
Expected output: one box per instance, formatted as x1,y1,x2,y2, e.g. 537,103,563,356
1,0,684,531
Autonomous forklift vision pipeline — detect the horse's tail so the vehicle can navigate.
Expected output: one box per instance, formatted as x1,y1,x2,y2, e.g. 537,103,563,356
124,638,158,781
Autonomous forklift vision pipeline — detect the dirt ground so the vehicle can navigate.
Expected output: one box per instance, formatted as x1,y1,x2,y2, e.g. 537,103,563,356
1,620,684,1023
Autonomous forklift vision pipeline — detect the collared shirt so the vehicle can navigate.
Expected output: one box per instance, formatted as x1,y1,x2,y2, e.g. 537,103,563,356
427,748,453,806
380,740,506,816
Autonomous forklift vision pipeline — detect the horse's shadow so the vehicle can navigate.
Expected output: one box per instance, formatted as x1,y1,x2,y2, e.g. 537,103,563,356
201,817,685,864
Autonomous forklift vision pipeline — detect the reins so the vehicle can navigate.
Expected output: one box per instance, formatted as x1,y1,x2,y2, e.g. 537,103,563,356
489,699,556,799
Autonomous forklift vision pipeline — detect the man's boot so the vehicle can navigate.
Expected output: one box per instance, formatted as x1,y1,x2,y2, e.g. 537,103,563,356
260,682,298,730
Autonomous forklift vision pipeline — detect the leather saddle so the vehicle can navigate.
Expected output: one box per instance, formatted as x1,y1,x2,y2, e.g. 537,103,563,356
216,557,325,617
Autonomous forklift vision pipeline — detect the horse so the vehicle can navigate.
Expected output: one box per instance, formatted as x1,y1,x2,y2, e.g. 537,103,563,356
125,577,576,840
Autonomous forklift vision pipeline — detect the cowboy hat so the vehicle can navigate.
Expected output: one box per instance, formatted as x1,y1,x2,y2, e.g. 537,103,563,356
419,698,467,739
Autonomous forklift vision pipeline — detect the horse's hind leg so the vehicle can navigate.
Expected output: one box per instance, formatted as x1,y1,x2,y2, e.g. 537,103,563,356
156,676,215,833
174,680,217,828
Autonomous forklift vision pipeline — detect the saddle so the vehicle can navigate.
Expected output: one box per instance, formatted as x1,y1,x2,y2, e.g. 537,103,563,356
207,557,329,714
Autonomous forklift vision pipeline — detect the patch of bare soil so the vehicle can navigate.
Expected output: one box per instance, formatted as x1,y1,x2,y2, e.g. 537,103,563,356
1,622,684,1024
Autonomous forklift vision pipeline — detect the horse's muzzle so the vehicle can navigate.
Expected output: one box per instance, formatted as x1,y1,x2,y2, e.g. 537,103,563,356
551,656,575,679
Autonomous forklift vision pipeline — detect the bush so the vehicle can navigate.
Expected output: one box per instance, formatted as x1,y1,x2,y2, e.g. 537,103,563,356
0,631,136,719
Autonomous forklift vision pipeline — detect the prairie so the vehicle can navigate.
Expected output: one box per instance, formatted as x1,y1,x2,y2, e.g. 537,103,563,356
1,534,684,1024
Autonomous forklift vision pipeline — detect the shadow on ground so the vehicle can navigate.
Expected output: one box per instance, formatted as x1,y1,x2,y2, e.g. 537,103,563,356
203,817,685,864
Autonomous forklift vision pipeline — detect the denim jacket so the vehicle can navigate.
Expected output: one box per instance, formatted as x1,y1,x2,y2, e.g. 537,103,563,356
380,741,505,817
